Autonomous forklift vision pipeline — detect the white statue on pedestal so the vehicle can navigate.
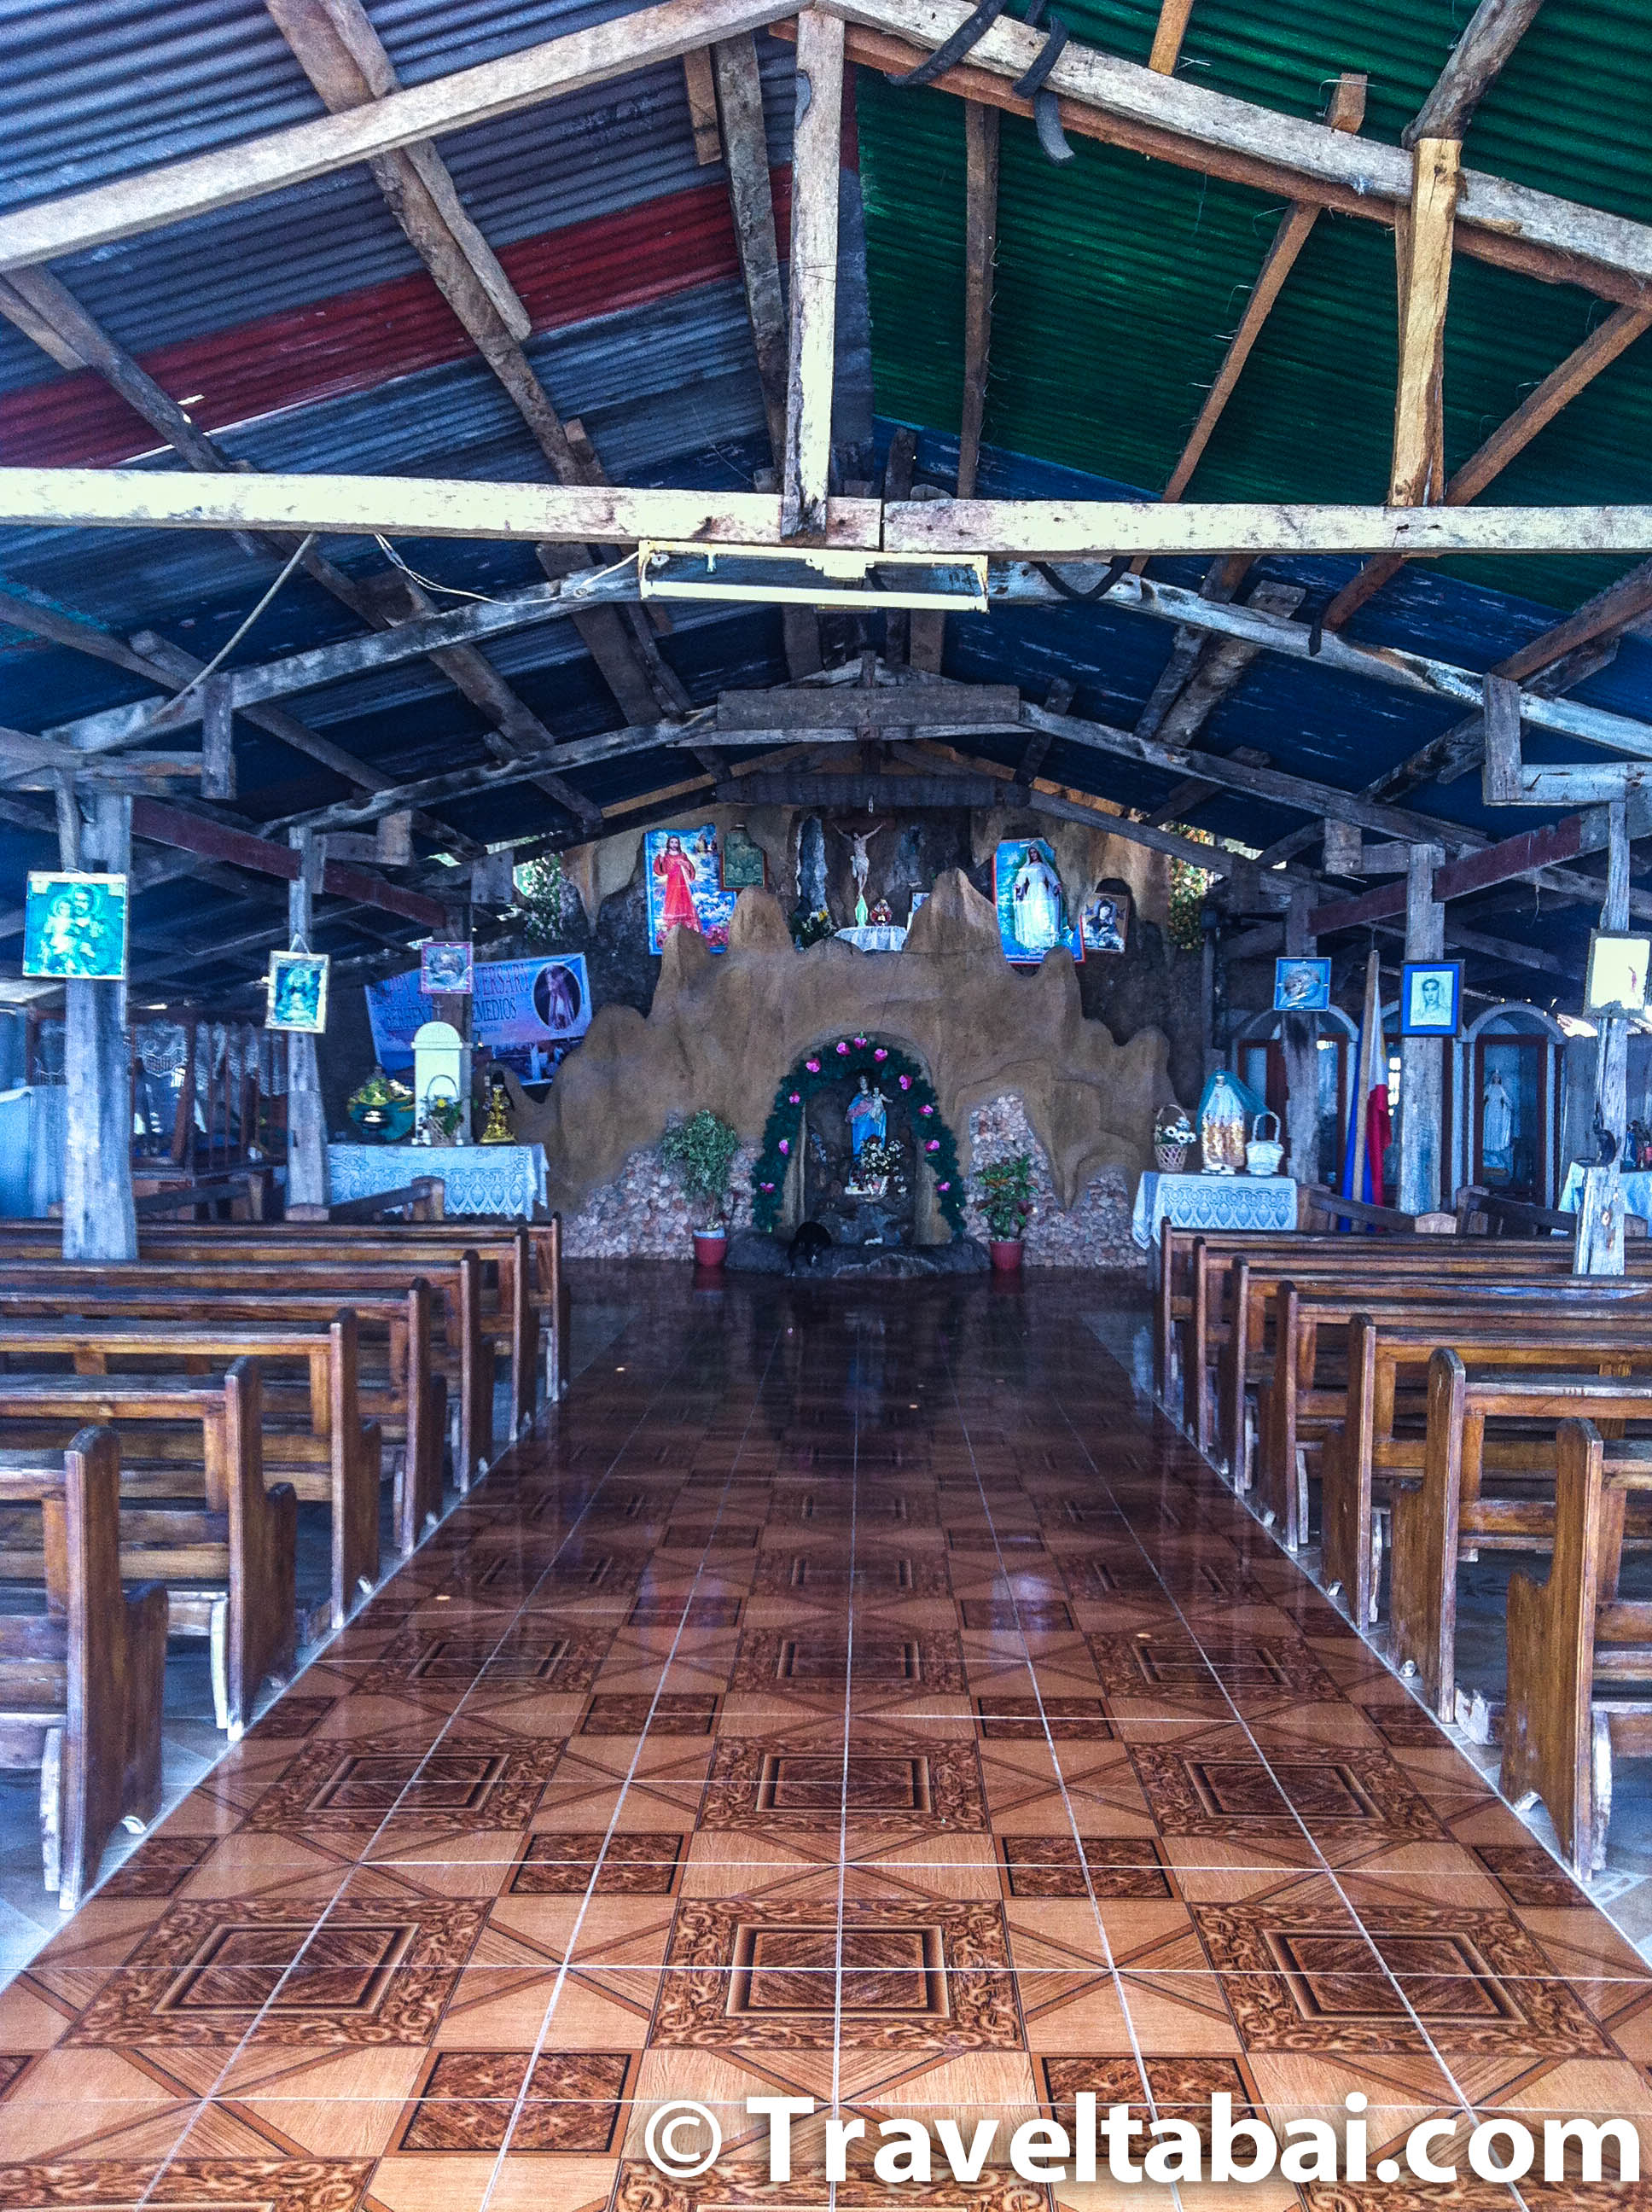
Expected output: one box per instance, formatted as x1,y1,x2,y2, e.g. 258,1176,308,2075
836,823,886,928
1482,1068,1513,1178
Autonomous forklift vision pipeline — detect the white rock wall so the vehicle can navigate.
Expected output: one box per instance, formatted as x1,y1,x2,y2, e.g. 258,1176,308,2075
965,1093,1141,1268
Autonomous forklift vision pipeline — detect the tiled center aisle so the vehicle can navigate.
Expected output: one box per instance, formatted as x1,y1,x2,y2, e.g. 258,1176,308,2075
3,1269,1649,2209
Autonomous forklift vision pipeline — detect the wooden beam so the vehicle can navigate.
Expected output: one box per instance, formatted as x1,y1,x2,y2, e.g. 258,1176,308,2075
130,798,447,928
713,34,789,466
1325,299,1652,632
1147,0,1196,74
714,771,1002,806
1140,581,1305,750
1309,804,1652,933
17,467,1652,562
782,8,845,538
810,0,1652,309
958,102,999,502
1157,74,1366,508
1390,138,1462,507
0,0,793,271
1404,0,1547,148
682,45,724,162
717,681,1019,729
201,678,236,803
1500,553,1652,682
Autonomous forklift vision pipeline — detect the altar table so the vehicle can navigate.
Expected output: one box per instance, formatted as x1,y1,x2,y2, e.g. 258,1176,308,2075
326,1141,546,1220
1131,1169,1297,1249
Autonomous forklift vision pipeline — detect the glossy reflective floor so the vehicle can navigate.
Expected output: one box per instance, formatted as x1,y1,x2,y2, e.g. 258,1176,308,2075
3,1269,1651,2209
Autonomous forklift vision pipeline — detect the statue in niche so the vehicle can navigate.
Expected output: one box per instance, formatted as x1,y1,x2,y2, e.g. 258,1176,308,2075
846,1074,887,1158
835,822,887,927
1482,1068,1514,1179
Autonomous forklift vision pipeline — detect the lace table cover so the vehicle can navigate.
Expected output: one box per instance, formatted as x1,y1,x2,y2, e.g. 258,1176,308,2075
326,1142,546,1219
1131,1170,1297,1248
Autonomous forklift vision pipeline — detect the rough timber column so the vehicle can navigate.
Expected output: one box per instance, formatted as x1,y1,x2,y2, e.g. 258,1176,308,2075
1281,885,1319,1185
61,788,137,1260
286,826,328,1210
782,7,845,538
1398,841,1445,1214
1576,800,1630,1274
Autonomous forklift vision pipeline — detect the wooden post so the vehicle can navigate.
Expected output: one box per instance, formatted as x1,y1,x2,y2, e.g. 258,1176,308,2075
1349,945,1382,1206
1390,137,1462,505
781,7,844,539
61,789,137,1261
1399,841,1446,1213
1281,885,1319,1185
958,102,998,502
1577,799,1630,1275
201,674,236,800
285,827,328,1212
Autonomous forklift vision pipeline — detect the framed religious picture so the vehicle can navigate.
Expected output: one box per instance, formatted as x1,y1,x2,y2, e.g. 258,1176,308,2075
420,940,474,995
22,871,129,981
720,824,767,891
1272,955,1331,1013
1586,930,1652,1016
265,950,330,1034
993,837,1081,964
644,824,737,952
1400,960,1462,1036
1079,882,1130,956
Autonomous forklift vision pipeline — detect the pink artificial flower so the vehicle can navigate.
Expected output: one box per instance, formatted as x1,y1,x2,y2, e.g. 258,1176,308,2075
936,1180,951,1192
760,1182,775,1192
898,1074,911,1091
853,1036,869,1047
806,1059,820,1074
788,1092,801,1104
925,1139,940,1153
873,1048,888,1061
835,1041,849,1056
919,1103,934,1117
777,1138,790,1155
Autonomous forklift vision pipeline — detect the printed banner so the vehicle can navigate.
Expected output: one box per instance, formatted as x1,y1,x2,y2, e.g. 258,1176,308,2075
367,953,592,1078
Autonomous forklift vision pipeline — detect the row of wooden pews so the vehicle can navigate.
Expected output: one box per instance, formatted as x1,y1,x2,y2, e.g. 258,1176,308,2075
1151,1220,1652,1883
0,1205,568,1910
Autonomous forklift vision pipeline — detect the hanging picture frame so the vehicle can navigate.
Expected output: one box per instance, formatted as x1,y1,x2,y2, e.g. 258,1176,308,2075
21,871,129,981
719,824,767,892
265,950,330,1034
1079,882,1131,956
993,837,1081,964
1400,960,1462,1036
1272,956,1332,1013
1586,931,1652,1016
420,940,474,995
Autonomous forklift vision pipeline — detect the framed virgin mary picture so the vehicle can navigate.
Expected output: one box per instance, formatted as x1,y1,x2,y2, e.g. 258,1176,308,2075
265,950,330,1034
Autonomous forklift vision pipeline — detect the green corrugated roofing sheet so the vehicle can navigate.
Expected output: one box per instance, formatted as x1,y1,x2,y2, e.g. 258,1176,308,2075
856,0,1652,609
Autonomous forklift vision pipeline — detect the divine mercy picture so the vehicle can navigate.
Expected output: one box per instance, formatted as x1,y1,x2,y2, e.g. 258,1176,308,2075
644,824,737,953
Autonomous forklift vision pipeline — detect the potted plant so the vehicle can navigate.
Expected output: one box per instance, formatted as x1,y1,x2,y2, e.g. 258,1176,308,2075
976,1151,1036,1272
660,1109,741,1266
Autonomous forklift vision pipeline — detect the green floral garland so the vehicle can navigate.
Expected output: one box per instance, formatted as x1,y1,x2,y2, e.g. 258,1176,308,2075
752,1036,967,1237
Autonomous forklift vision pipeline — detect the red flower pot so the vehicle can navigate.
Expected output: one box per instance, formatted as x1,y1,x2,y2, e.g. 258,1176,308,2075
692,1230,728,1269
988,1238,1024,1273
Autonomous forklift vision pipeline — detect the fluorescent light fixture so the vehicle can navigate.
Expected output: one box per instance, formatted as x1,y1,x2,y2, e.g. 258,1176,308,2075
637,541,989,612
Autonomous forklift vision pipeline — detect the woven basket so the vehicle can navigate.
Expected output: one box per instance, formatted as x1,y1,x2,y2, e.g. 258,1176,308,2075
1154,1142,1187,1173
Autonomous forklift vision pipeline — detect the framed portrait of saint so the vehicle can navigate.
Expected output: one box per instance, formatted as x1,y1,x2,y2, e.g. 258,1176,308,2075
1079,884,1130,956
720,824,766,891
1400,960,1461,1036
1586,931,1652,1016
420,940,474,995
21,871,129,981
1272,956,1331,1014
265,950,330,1034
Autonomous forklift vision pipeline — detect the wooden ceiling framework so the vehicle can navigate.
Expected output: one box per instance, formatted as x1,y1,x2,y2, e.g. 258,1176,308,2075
2,0,1650,1010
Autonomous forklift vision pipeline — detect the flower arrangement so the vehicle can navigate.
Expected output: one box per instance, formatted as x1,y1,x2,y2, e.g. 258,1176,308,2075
752,1039,965,1237
975,1151,1037,1243
658,1109,741,1230
1153,1102,1195,1174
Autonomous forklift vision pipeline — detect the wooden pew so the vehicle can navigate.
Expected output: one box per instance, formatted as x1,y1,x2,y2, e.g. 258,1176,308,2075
0,1315,378,1628
1323,1311,1652,1627
1216,1253,1652,1531
1392,1351,1652,1726
0,1254,490,1489
0,1426,167,1910
0,1360,294,1735
1502,1416,1652,1878
0,1282,442,1554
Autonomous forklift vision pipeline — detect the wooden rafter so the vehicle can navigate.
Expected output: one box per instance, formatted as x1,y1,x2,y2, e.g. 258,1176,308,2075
1404,0,1548,148
682,46,724,162
803,1,1652,308
713,33,789,464
1390,137,1462,507
782,7,846,538
265,0,674,729
1324,300,1652,632
1147,0,1196,75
